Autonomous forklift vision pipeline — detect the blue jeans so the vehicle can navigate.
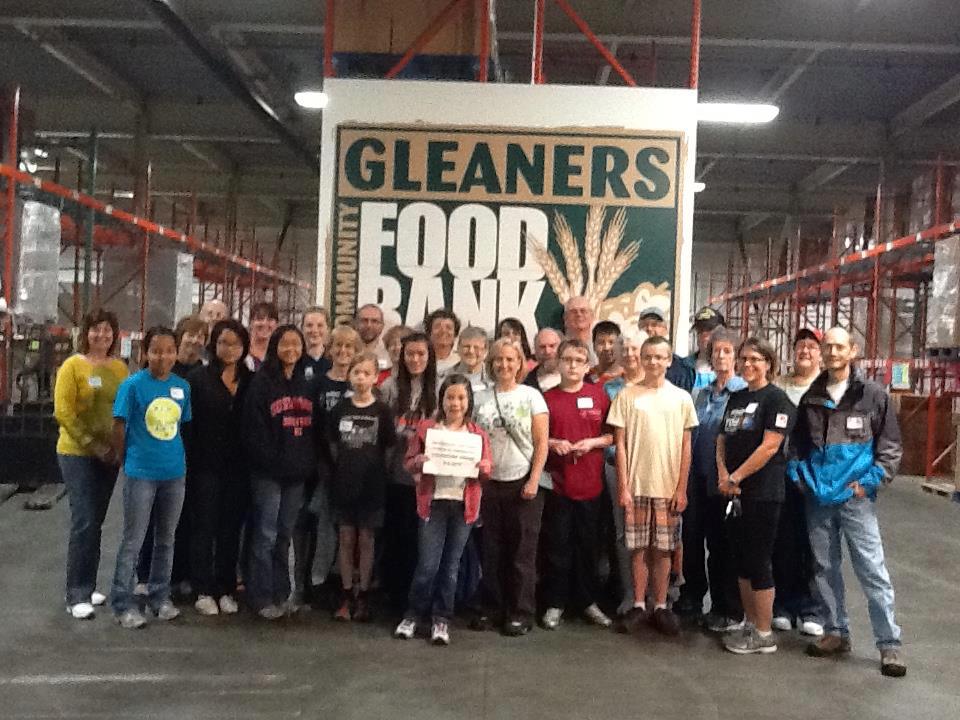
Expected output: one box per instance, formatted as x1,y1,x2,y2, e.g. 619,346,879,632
249,475,304,611
806,495,902,649
110,472,186,613
58,454,119,605
406,499,474,622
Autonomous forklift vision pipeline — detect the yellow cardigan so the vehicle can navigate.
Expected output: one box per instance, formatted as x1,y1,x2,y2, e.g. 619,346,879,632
54,354,129,456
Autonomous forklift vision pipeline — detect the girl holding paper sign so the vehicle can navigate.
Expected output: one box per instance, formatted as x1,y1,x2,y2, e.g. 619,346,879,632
394,374,492,646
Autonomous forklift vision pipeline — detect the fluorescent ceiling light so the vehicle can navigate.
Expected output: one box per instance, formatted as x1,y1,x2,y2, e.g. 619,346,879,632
697,102,779,124
294,90,328,110
693,181,706,193
114,190,135,199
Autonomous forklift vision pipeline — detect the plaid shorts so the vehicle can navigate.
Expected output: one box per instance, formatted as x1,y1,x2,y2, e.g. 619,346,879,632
625,496,681,552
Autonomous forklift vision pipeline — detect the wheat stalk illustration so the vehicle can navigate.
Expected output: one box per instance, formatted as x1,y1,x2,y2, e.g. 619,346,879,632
528,204,641,310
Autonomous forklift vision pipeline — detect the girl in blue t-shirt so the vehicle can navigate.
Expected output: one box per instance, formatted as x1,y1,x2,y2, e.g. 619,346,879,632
109,326,192,629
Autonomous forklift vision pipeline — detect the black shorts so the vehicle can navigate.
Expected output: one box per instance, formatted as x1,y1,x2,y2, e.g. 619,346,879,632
732,499,781,590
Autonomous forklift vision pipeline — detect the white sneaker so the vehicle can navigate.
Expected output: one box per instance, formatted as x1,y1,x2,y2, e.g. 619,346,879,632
583,603,612,627
542,607,563,630
218,595,239,614
90,591,107,607
69,602,95,620
154,601,180,621
115,609,147,629
394,618,417,639
258,605,285,620
430,620,450,646
800,620,824,637
772,616,793,631
194,595,219,616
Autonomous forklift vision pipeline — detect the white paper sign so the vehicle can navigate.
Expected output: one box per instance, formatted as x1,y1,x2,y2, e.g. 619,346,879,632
422,427,482,479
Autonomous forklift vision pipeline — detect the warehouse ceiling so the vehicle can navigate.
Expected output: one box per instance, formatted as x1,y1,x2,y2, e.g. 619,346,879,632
2,0,960,271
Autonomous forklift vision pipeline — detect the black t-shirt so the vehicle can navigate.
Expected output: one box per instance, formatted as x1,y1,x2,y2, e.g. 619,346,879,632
303,354,332,384
316,373,351,412
327,398,396,512
721,384,796,502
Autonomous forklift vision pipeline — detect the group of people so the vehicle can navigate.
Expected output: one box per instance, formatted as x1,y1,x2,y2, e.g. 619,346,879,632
52,294,907,677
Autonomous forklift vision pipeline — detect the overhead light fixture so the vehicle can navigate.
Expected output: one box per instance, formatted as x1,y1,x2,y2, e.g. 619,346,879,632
294,90,328,110
693,181,706,193
697,102,779,124
114,190,135,199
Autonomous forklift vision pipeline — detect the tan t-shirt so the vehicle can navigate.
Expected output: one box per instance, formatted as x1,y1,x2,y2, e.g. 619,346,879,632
606,381,698,499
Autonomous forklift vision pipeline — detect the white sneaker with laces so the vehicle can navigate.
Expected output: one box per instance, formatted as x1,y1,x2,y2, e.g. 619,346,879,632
194,595,219,616
772,616,793,631
69,602,95,620
218,595,239,614
431,621,450,646
800,620,824,637
115,609,147,629
542,607,563,630
394,618,417,639
90,591,107,607
584,603,612,627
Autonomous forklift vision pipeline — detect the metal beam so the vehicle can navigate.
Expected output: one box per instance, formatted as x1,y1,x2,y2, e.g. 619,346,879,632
211,27,295,123
37,129,281,145
15,24,143,108
757,48,821,102
498,30,960,55
892,73,960,137
696,157,719,181
595,0,636,85
180,142,235,172
138,0,318,174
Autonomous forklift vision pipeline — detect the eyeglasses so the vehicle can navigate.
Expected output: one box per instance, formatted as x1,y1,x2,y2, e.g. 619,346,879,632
739,355,767,365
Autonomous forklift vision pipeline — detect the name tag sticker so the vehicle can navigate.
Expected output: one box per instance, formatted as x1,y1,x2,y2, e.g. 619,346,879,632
170,387,185,400
775,413,789,429
339,419,353,432
472,383,486,393
87,376,102,388
378,358,390,370
745,402,759,413
304,366,314,380
847,416,864,430
577,396,594,409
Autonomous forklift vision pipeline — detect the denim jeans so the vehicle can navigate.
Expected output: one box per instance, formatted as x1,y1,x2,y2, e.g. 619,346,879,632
248,475,304,611
806,495,902,649
58,454,119,605
308,478,338,586
110,472,186,613
406,499,474,622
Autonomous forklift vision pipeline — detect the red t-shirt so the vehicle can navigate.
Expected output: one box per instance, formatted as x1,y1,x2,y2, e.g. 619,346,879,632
543,383,610,500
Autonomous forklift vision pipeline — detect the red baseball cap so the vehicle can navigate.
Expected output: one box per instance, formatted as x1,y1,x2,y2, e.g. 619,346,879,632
795,328,823,345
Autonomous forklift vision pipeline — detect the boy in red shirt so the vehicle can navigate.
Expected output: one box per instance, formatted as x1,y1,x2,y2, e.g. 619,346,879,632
541,339,613,629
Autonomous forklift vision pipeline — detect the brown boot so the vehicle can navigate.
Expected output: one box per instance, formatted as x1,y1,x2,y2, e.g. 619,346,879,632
806,634,852,657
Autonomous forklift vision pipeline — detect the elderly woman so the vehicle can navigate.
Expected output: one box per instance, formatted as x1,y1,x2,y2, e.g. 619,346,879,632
675,327,747,631
472,337,549,636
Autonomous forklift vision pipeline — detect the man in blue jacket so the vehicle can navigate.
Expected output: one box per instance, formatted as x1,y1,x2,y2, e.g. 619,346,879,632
788,327,905,678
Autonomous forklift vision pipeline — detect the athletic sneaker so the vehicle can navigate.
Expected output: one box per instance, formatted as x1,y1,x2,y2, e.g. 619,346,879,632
90,591,107,607
258,605,285,620
218,595,239,614
115,609,147,629
880,649,907,678
431,621,450,646
154,601,180,621
541,607,563,630
771,615,792,631
68,602,95,620
194,595,219,616
651,608,681,636
583,604,612,628
705,613,745,633
725,626,778,655
394,618,417,639
800,620,824,637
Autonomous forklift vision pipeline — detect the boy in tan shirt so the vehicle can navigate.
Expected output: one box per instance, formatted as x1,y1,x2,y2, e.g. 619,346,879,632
607,336,697,636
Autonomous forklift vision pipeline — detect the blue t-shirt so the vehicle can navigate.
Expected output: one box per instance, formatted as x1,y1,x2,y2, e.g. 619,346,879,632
113,369,192,481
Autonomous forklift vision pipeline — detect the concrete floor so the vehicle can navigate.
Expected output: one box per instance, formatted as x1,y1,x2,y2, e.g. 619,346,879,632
0,479,958,720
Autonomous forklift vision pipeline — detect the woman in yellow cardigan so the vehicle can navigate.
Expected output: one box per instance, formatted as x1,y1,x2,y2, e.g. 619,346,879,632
54,309,128,620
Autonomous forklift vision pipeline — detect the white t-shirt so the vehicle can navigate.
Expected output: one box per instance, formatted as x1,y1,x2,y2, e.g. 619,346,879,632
474,384,548,481
535,369,561,392
435,351,461,378
365,337,391,371
826,378,849,405
776,374,817,407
